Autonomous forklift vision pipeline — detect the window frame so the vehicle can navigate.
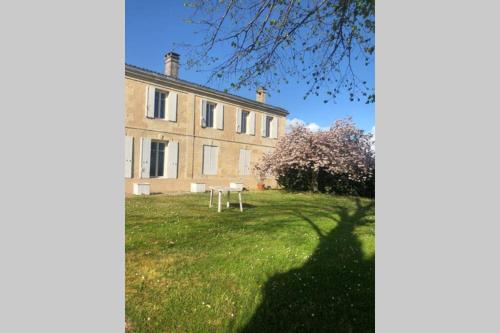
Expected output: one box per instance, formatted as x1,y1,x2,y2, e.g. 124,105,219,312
205,102,216,128
149,140,167,178
265,115,273,137
154,90,168,119
240,110,249,134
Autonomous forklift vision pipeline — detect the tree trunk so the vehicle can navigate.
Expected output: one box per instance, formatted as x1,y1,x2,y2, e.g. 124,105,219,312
310,169,319,193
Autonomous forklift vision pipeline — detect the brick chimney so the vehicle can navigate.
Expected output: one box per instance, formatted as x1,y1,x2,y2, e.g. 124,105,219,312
164,52,180,78
256,87,266,103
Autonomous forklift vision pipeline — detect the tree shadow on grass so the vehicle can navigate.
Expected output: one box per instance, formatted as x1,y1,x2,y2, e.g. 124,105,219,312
236,203,258,210
240,198,375,333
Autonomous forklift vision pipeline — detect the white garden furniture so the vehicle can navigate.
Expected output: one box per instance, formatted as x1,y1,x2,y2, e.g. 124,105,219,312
208,186,243,213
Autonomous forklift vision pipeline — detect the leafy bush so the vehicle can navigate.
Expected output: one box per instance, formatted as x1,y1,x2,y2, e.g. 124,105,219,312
275,168,374,198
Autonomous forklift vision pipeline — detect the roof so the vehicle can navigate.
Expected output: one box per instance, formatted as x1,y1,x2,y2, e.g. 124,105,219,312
125,64,289,116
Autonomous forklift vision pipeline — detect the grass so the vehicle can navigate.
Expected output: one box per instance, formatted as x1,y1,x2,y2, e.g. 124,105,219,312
126,190,375,333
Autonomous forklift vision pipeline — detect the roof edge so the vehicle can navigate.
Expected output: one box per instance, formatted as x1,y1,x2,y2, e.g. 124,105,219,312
125,64,289,116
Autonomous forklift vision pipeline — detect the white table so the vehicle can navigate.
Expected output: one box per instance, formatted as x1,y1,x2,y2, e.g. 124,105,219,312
208,186,243,213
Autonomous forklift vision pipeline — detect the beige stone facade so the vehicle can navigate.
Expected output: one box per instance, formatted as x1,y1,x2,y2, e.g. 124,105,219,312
124,60,287,194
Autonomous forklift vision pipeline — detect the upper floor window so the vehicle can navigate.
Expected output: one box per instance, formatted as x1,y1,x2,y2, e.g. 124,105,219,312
146,86,177,122
201,100,224,129
154,90,168,119
262,114,278,138
205,102,215,128
236,108,255,135
265,116,273,137
240,111,249,133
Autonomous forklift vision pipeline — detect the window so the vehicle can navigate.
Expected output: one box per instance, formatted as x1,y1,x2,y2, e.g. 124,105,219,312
239,149,251,175
202,100,224,129
154,90,168,119
265,116,273,137
206,102,215,128
202,145,218,175
150,141,166,177
237,109,255,135
240,111,249,134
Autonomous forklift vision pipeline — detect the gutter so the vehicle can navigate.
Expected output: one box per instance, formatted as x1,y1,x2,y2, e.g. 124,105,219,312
125,64,289,117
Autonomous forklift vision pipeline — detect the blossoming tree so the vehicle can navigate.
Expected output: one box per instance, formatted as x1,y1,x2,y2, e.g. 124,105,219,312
255,118,374,194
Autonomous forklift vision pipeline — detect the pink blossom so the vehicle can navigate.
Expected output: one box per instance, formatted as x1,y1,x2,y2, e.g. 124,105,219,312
255,117,374,188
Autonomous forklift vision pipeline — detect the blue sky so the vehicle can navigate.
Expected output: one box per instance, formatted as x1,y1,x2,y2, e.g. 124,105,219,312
125,0,374,132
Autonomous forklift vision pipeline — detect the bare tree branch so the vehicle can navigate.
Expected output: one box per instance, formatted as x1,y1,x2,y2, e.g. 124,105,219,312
181,0,375,103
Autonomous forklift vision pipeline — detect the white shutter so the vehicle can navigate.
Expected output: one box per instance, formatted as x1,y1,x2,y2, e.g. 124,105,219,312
271,117,278,138
245,150,251,175
211,146,219,174
166,141,179,178
248,111,256,135
215,103,224,129
146,86,155,118
261,114,266,137
239,149,251,175
203,145,211,175
239,149,245,175
140,138,151,178
125,136,134,178
167,92,177,122
203,145,219,175
236,107,242,133
201,100,207,127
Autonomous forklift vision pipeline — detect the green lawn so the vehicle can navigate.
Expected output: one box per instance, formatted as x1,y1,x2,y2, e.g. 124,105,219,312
126,191,375,333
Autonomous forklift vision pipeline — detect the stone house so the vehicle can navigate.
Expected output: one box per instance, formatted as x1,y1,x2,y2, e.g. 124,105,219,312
125,52,288,194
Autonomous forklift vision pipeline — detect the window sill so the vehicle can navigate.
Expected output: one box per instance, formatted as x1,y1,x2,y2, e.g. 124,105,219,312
200,127,224,131
146,116,176,123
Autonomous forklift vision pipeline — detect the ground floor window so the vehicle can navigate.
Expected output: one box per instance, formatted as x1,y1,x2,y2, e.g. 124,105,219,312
150,141,166,177
203,145,218,175
239,149,251,175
